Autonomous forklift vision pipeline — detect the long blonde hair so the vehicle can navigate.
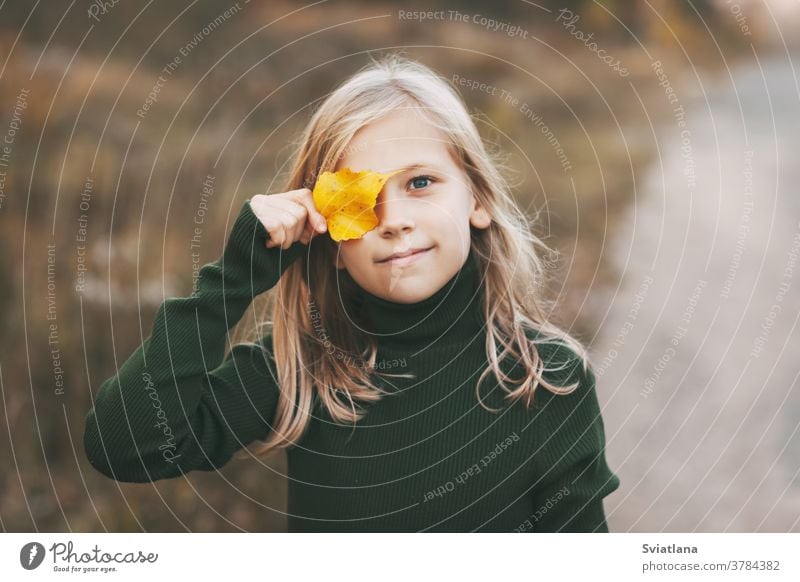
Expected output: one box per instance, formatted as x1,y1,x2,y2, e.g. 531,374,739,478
233,51,590,459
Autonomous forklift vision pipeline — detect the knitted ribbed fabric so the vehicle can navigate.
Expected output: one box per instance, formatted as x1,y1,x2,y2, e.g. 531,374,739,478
84,200,620,532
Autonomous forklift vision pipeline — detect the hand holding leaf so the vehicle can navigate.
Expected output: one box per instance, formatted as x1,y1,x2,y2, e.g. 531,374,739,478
312,167,401,242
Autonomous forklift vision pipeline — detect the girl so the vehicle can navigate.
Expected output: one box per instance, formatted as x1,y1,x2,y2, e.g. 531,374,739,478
84,53,620,532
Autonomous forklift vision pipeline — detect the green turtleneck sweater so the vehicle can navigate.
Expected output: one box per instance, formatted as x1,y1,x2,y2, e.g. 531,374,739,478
83,200,620,532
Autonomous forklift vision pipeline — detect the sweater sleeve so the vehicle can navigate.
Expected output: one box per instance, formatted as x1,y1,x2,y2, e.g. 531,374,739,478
83,200,305,483
527,346,621,532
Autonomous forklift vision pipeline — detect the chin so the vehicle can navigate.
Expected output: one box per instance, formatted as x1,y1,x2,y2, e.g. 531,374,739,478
386,281,444,303
376,278,439,304
387,292,433,304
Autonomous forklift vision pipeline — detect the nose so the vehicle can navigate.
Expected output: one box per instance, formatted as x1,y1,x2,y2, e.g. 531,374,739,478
374,188,414,238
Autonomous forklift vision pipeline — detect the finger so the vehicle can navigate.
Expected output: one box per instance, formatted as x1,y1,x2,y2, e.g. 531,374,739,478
290,215,308,245
268,213,305,249
297,204,321,245
298,215,318,245
269,196,306,218
279,218,297,250
277,197,321,244
271,198,311,235
265,222,287,249
262,219,279,248
291,188,328,233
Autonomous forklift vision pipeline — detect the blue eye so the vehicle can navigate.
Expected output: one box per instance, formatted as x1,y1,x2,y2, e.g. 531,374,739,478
408,175,434,190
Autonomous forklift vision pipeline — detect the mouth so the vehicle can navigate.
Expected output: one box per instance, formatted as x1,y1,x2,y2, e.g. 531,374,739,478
376,246,434,265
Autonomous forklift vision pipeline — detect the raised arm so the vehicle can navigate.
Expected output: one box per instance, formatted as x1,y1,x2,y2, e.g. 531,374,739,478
83,199,306,483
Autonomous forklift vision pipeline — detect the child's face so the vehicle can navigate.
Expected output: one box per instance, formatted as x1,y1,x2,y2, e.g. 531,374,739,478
333,107,491,304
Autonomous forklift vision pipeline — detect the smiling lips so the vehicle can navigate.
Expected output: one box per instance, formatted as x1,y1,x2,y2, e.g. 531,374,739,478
377,246,433,265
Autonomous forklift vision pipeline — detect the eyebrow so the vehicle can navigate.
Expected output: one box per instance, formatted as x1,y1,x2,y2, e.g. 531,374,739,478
392,163,440,173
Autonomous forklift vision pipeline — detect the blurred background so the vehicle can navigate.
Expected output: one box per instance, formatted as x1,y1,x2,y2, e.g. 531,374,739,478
1,0,799,532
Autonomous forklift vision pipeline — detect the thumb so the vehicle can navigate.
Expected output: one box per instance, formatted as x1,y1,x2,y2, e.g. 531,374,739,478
294,188,328,233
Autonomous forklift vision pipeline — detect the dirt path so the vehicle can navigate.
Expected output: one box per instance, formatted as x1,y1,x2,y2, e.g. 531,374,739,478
592,53,800,532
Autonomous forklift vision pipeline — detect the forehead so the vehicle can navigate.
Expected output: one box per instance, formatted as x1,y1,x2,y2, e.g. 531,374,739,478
335,107,456,174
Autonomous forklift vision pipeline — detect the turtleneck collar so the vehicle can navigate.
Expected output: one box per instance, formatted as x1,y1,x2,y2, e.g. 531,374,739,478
347,247,485,352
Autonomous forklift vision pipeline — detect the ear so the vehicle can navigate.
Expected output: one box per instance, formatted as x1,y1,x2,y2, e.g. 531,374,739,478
469,195,491,230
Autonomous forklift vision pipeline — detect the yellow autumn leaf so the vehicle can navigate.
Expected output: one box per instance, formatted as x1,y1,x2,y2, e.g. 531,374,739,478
312,167,401,242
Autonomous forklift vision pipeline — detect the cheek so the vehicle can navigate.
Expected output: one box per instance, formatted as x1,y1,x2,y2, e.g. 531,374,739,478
432,202,472,234
339,240,370,268
432,188,473,223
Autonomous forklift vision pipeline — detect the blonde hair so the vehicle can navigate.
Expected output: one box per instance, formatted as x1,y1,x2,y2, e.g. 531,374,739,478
233,51,591,459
